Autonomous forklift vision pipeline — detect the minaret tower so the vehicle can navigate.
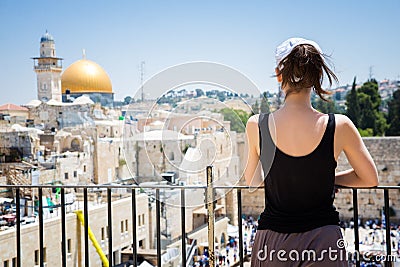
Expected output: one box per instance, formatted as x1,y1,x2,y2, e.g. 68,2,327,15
32,31,63,102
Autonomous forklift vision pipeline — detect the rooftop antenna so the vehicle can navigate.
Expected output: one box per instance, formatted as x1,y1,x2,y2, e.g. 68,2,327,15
369,66,374,81
140,61,145,102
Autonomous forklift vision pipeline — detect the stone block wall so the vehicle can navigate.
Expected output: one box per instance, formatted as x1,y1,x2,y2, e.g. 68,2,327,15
335,137,400,222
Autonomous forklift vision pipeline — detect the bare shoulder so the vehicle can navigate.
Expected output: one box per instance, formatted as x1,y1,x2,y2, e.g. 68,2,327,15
334,114,361,149
246,114,260,130
334,114,357,131
246,114,260,141
247,114,260,124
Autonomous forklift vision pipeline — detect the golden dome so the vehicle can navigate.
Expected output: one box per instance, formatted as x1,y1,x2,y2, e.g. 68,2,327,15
61,59,112,94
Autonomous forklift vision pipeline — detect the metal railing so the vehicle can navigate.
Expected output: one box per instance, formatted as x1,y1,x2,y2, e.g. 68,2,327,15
0,168,399,267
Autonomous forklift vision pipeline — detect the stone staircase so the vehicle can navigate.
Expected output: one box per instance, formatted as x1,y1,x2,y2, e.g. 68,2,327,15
6,164,34,196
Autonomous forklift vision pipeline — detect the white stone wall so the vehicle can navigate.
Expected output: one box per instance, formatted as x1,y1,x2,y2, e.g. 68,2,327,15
36,70,62,102
95,138,120,184
334,137,400,221
0,131,33,159
179,130,240,187
167,217,229,253
28,103,94,130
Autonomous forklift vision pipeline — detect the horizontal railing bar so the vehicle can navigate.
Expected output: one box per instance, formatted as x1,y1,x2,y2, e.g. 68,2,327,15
0,184,399,189
5,182,399,266
0,184,207,189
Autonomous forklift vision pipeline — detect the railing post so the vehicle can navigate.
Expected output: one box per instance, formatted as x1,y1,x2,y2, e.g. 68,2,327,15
237,189,244,267
39,188,44,267
181,188,187,266
206,165,215,266
156,189,161,267
61,188,67,267
107,188,113,265
16,188,21,267
384,189,392,267
352,189,360,267
83,188,89,267
132,189,138,267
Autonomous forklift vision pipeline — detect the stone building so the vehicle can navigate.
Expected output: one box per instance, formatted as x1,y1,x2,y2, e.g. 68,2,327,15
0,125,40,162
0,104,29,126
32,31,63,103
27,100,95,130
32,31,114,107
0,193,149,266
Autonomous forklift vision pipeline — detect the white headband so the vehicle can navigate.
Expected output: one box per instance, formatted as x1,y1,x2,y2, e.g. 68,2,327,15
275,37,323,67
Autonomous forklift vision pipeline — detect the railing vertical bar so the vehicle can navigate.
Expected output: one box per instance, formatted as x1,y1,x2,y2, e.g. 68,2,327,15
132,189,138,267
237,189,244,267
352,188,360,267
15,188,21,267
156,189,161,267
83,188,89,267
206,166,215,266
108,188,113,265
39,188,44,267
384,189,392,267
181,188,186,266
61,188,67,267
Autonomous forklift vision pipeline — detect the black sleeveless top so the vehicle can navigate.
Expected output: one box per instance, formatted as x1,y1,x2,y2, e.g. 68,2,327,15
257,113,339,233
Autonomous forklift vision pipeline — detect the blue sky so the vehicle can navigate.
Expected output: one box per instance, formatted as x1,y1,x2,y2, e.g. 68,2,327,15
0,0,399,104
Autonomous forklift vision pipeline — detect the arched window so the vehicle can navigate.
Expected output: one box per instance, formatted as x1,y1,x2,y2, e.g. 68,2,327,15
71,138,80,152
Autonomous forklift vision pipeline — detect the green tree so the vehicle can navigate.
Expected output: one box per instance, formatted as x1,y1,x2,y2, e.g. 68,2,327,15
313,97,336,113
345,77,360,127
358,93,376,131
251,100,259,115
260,92,270,113
387,89,400,136
219,108,251,133
356,79,387,136
124,96,132,105
217,91,226,102
358,79,381,110
374,112,388,136
358,128,374,137
195,89,204,97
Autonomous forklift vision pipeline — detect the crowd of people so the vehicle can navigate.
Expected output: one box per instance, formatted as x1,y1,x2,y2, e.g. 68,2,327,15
194,216,400,266
194,216,259,266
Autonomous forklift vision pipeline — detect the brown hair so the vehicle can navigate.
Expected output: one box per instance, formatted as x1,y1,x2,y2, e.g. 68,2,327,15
276,44,338,101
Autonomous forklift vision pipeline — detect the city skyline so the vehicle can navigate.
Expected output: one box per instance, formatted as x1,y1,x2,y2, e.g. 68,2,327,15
0,0,399,104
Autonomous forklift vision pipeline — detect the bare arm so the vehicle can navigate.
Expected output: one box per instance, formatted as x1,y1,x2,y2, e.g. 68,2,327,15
335,115,378,187
244,115,263,187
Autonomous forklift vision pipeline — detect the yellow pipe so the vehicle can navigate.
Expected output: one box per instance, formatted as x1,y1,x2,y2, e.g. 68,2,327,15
75,210,109,267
